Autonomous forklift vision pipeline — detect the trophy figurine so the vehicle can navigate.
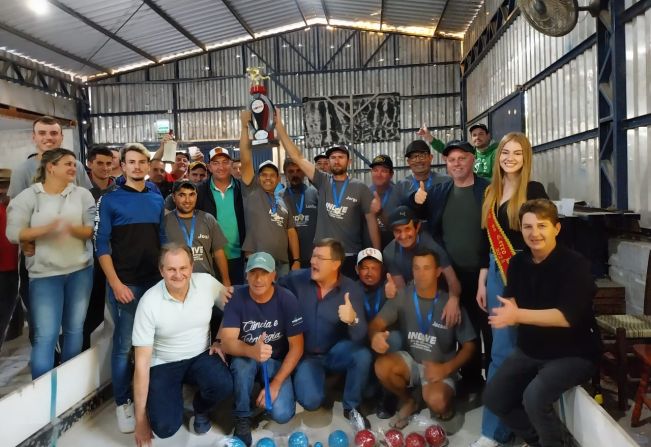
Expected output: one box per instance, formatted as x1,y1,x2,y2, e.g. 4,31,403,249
246,66,275,145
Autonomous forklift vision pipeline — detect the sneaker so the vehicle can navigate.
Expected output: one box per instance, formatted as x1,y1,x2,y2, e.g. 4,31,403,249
469,436,500,447
116,400,135,433
192,412,212,435
344,408,371,429
233,416,253,447
376,393,397,419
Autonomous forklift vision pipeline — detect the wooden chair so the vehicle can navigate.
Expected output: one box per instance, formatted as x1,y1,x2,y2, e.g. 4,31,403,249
595,249,651,410
632,344,651,426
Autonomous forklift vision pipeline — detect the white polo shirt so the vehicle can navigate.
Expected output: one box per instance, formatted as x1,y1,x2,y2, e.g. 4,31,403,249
132,273,226,367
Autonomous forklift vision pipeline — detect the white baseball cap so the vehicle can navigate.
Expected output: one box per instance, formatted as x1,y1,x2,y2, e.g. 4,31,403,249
356,247,383,265
209,147,231,160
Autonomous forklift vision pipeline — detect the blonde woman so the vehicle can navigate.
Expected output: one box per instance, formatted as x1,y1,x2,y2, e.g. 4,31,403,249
6,148,95,379
471,133,548,447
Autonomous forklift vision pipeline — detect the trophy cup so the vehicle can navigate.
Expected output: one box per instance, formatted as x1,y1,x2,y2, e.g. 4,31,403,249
247,67,275,145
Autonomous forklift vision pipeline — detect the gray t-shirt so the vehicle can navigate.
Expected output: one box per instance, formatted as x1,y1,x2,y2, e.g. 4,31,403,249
242,180,295,263
383,231,451,282
312,169,372,254
282,183,318,265
441,185,482,271
8,157,92,199
378,284,476,364
164,210,227,276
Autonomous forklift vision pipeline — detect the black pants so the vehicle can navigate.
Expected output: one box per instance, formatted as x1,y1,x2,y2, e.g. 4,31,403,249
0,270,21,347
483,348,595,447
456,268,492,387
82,262,107,350
19,252,33,344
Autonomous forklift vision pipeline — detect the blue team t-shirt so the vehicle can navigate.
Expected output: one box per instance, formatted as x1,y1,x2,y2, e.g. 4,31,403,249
222,284,305,359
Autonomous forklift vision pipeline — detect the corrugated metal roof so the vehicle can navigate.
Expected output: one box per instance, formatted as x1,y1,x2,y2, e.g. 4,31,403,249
0,0,480,78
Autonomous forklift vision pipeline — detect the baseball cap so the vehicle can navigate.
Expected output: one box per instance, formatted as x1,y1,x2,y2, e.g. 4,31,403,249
209,147,231,160
189,161,207,171
313,153,327,162
369,154,393,170
442,140,475,157
357,248,383,265
325,145,350,158
389,206,416,227
172,179,196,193
175,151,190,160
258,160,279,173
0,168,10,182
469,123,489,134
246,252,276,273
405,140,431,157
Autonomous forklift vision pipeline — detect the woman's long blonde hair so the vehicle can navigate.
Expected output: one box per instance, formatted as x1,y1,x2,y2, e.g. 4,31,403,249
480,132,533,230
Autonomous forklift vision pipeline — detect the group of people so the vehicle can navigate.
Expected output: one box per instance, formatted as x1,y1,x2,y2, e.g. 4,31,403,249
0,113,601,447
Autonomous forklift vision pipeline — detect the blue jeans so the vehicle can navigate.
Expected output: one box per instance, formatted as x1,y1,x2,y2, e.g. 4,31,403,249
484,349,595,447
293,340,372,411
29,265,93,379
230,357,295,423
148,351,233,438
481,254,517,443
107,282,156,405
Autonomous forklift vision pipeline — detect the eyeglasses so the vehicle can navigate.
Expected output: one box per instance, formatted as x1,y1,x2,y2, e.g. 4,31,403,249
407,152,429,161
310,254,333,261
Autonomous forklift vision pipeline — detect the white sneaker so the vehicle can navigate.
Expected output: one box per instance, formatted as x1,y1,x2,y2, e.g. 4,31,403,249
116,400,136,433
469,436,500,447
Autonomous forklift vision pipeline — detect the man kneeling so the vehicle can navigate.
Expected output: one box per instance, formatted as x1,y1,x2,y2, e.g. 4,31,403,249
220,252,305,446
369,248,476,429
483,199,601,447
133,243,233,446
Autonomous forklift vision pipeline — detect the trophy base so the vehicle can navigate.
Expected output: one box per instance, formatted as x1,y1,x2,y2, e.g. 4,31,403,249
252,139,269,146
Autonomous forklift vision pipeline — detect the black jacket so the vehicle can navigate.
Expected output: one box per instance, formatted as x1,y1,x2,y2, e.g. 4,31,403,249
196,177,246,248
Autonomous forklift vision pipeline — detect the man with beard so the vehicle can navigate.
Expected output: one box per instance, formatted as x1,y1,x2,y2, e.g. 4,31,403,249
282,159,318,267
276,112,381,277
393,140,447,210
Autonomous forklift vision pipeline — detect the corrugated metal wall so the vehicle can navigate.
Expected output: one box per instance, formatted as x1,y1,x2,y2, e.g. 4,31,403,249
88,25,462,182
625,7,651,227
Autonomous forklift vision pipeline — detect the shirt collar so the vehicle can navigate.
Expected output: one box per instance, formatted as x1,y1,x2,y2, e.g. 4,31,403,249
210,177,234,192
161,277,195,303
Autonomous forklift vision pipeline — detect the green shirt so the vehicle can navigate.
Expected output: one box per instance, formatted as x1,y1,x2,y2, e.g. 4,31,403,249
431,139,497,179
441,185,482,271
210,178,241,259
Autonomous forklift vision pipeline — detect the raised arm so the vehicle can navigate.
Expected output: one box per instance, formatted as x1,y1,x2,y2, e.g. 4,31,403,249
274,110,315,180
239,110,255,186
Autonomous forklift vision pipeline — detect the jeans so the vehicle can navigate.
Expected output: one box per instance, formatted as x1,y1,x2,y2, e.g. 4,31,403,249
481,254,517,443
107,281,156,405
230,357,295,423
293,340,372,411
148,351,233,439
29,265,93,379
484,349,595,447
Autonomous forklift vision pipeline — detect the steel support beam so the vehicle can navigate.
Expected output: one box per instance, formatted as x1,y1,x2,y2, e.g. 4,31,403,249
142,0,207,51
321,0,331,25
379,0,385,31
597,0,627,209
221,0,256,38
0,54,84,100
432,0,452,37
293,0,308,26
362,34,391,68
47,0,158,63
322,30,357,71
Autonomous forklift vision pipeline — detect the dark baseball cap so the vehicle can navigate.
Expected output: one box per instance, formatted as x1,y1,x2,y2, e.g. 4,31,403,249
172,179,196,193
389,206,416,227
325,145,350,158
442,140,475,157
469,123,489,134
369,154,393,170
405,140,431,157
313,153,327,162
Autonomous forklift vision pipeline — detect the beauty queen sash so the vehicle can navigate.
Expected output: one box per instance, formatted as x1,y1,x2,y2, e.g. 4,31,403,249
486,206,516,284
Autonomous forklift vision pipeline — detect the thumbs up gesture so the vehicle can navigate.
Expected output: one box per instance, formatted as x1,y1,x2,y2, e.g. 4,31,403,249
252,332,272,362
414,180,428,205
416,123,433,143
385,273,397,299
338,292,357,325
370,191,382,214
371,331,391,354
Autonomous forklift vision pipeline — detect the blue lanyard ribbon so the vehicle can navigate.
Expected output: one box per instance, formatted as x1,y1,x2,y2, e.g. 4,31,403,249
287,185,305,214
412,289,439,334
364,288,382,319
174,211,196,248
266,192,278,214
330,176,350,208
371,185,392,208
412,176,432,191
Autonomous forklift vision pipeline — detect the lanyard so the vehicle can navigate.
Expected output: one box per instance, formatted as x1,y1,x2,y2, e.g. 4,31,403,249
174,211,196,248
330,176,350,208
287,186,305,214
364,289,382,319
266,192,277,214
398,235,420,258
412,289,439,334
412,176,432,191
371,185,392,208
